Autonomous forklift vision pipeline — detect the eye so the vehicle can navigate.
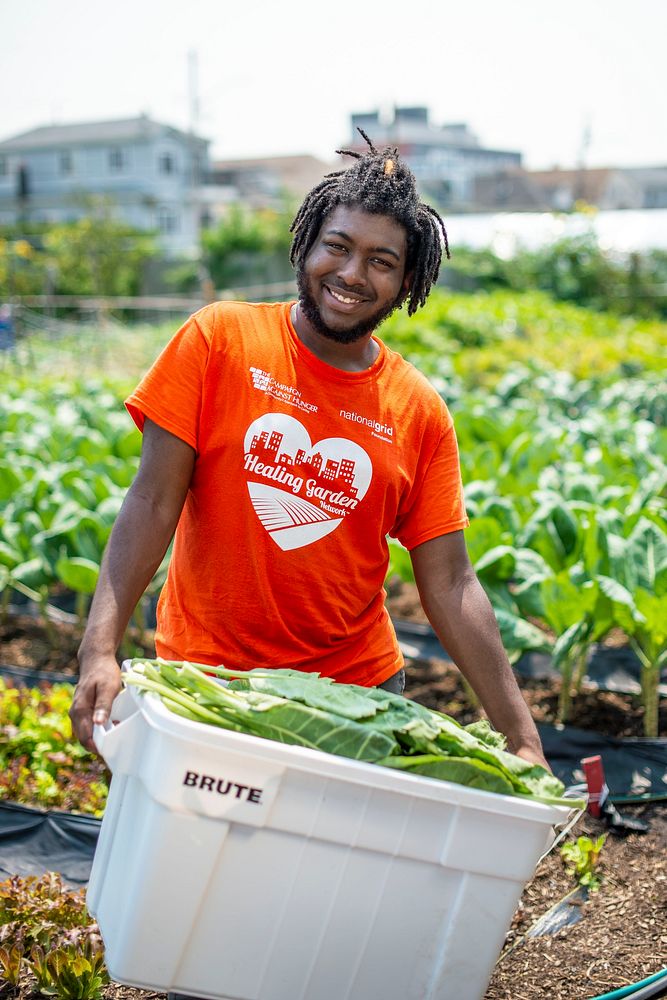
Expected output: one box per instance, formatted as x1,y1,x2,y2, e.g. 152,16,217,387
371,257,394,269
324,241,347,253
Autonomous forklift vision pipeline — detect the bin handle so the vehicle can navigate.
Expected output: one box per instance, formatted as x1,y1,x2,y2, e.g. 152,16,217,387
537,784,588,865
92,687,141,773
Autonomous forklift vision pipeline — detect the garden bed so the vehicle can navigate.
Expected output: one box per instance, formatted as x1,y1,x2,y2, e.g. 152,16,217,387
1,595,666,1000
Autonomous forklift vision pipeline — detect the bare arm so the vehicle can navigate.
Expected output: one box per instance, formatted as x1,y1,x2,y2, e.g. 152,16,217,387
409,531,548,768
70,419,196,750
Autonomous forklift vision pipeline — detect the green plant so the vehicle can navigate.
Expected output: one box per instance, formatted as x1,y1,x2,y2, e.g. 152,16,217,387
0,679,108,814
0,874,108,999
202,201,295,289
0,943,23,987
29,941,107,999
591,517,667,736
560,834,606,891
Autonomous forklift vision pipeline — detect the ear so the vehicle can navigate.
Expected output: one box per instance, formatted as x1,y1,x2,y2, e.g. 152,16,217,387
397,270,413,307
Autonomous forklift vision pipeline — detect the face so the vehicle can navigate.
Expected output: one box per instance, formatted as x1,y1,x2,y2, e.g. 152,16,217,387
296,204,409,344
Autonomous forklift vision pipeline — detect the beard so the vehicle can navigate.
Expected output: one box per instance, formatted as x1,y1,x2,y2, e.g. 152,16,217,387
295,266,403,345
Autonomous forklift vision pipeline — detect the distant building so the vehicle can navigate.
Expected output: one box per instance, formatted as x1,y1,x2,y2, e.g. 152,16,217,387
205,154,334,218
474,165,667,213
0,115,210,254
347,107,522,210
621,167,667,209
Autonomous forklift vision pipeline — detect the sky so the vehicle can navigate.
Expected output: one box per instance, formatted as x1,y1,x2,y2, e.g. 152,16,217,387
2,0,666,171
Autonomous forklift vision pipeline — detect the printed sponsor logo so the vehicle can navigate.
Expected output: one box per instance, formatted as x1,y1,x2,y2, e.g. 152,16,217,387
339,408,394,443
250,367,318,414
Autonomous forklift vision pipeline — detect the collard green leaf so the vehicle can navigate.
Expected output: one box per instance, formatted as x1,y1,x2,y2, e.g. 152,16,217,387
474,544,516,580
464,719,507,749
540,573,597,635
229,671,383,721
493,607,553,655
126,661,573,805
552,620,590,668
55,556,100,595
552,503,580,557
634,589,667,661
464,516,507,566
379,754,515,796
627,518,667,592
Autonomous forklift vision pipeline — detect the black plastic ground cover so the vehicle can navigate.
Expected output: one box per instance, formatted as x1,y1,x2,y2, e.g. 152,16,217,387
0,800,101,886
538,723,667,803
0,662,76,686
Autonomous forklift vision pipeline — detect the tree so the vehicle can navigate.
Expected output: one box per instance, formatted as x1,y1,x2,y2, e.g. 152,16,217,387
43,198,157,297
202,201,295,290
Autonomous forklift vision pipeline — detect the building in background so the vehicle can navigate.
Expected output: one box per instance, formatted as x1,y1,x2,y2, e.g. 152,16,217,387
347,107,522,210
0,116,210,255
473,165,667,212
207,154,333,215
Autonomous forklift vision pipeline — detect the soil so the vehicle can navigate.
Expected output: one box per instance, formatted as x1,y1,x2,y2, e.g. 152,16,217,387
1,585,666,1000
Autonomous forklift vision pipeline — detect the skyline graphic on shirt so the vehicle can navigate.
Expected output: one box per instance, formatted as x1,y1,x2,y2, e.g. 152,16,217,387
247,428,360,500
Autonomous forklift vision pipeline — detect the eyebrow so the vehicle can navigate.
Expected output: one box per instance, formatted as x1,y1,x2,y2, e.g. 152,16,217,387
324,228,402,262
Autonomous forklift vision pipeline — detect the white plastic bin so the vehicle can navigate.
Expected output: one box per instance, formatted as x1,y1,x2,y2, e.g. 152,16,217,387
88,685,572,1000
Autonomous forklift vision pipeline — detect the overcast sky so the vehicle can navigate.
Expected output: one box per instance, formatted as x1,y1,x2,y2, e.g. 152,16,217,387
2,0,665,170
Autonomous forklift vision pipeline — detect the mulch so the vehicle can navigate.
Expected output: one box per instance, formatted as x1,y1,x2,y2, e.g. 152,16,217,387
1,592,666,1000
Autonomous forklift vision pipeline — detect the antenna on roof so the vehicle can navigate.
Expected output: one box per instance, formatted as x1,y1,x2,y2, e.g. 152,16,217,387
188,49,200,137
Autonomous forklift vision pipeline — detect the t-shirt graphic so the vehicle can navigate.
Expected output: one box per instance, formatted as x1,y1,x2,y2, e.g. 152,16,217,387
244,412,372,551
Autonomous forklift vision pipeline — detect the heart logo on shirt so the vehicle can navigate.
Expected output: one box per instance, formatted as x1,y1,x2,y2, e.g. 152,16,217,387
243,413,372,551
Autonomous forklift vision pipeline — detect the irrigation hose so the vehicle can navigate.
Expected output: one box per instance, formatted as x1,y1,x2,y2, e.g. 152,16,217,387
588,968,667,1000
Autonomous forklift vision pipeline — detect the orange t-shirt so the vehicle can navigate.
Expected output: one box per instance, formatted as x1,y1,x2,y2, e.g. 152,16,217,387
125,301,468,686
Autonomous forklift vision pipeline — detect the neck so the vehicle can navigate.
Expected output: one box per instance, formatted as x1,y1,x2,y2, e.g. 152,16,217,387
290,303,379,372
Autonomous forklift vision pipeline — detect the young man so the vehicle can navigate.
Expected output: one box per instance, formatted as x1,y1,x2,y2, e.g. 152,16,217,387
70,134,548,770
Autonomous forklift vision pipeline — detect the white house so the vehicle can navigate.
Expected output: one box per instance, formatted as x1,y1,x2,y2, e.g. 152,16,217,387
0,115,210,255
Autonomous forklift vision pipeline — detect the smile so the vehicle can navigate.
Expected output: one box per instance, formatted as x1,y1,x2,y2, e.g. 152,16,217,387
324,284,367,306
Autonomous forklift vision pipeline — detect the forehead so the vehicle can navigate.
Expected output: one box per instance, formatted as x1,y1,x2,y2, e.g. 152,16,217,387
319,205,407,257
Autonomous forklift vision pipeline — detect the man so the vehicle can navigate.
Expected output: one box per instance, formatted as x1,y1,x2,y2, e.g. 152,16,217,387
70,133,548,770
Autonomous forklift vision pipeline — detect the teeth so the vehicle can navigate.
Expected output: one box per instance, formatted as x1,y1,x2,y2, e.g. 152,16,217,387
329,287,358,304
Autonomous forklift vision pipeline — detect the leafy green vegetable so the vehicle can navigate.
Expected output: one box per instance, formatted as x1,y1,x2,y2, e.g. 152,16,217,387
378,754,516,796
125,660,583,808
560,834,606,891
0,873,108,999
0,680,108,816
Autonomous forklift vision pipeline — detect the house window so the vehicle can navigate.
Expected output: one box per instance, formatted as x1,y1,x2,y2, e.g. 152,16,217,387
157,207,180,234
109,148,124,172
60,151,73,175
159,152,175,175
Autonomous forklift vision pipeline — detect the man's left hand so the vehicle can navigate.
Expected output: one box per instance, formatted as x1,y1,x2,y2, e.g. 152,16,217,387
513,745,552,772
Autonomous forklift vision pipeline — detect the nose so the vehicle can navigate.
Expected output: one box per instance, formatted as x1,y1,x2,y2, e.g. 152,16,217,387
337,252,367,289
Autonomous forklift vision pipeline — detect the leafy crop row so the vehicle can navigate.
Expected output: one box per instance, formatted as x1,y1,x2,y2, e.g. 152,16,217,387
381,296,667,737
2,292,665,734
0,379,165,649
0,679,107,814
0,872,107,999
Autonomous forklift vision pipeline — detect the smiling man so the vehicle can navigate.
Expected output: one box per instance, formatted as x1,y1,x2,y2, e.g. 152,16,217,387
70,132,548,772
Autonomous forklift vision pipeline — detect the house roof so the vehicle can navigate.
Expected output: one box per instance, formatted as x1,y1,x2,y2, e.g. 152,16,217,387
0,116,209,151
210,154,335,198
524,167,617,203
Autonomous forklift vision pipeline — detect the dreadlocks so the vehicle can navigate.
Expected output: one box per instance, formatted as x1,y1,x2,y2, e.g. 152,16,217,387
290,129,450,316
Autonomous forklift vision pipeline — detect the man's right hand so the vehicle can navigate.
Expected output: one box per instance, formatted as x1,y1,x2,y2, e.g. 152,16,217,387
69,655,122,753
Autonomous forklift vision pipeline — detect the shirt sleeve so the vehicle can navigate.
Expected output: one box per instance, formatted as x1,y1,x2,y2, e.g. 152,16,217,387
391,407,469,551
125,313,210,451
